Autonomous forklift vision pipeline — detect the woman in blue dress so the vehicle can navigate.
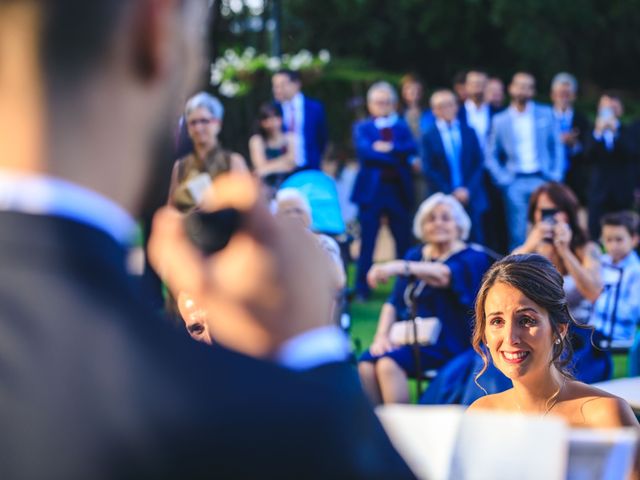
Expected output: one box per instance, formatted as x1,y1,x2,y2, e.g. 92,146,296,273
358,193,493,404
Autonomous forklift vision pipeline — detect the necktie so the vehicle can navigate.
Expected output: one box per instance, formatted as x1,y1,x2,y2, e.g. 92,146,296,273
288,103,296,132
448,124,462,189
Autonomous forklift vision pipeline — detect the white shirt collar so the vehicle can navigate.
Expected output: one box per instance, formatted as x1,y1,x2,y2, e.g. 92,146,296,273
276,325,351,370
509,101,534,117
464,99,489,114
286,92,303,109
373,113,399,129
0,170,137,245
553,106,574,118
435,118,460,130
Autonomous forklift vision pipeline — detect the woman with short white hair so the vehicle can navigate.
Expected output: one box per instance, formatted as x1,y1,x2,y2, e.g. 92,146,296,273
358,193,494,405
168,91,248,212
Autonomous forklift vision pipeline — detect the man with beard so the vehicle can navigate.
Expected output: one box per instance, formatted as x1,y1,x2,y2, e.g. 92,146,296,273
0,1,412,478
485,72,564,250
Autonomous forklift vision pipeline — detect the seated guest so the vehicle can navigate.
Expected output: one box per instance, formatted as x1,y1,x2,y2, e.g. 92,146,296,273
590,211,640,344
358,193,493,405
274,188,346,291
248,103,296,194
468,255,639,472
422,89,488,244
351,81,417,300
168,92,247,212
585,92,639,240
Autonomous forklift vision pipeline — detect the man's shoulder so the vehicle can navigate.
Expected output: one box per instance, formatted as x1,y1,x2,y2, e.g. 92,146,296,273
533,102,554,118
491,108,511,125
303,94,324,111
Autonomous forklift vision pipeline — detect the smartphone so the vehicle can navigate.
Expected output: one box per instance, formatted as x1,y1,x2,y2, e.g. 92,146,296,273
598,106,614,122
541,208,558,225
184,208,242,255
540,208,558,243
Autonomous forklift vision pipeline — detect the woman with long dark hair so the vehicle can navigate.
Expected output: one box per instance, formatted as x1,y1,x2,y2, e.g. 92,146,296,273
248,103,296,192
468,255,638,450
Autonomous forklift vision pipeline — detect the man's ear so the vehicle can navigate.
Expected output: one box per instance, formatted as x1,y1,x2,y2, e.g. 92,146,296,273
131,0,177,83
632,233,639,249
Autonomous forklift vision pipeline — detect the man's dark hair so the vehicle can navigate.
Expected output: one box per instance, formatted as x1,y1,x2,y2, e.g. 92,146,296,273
275,69,301,83
41,0,130,83
601,211,640,237
601,90,624,104
452,70,467,86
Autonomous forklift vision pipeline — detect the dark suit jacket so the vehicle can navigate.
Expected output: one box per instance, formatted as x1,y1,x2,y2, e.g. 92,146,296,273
350,117,417,209
0,212,413,479
585,124,639,209
421,122,488,213
563,110,592,204
457,103,501,142
278,95,328,170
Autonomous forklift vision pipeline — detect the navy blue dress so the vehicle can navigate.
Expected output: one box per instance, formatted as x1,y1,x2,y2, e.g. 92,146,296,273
360,245,493,376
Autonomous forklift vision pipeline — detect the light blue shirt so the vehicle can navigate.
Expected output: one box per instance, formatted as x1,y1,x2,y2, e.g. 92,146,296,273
590,250,640,343
0,170,137,245
436,118,463,188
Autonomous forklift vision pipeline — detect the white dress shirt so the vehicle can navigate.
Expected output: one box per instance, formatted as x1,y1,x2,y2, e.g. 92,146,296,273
435,118,463,188
464,99,490,149
509,102,539,173
282,92,306,167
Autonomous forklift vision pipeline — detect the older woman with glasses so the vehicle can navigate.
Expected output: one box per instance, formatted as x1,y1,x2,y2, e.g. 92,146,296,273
358,193,494,405
168,92,247,212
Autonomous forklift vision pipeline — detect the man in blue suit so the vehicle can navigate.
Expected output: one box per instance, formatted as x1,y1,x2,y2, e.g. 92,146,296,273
422,89,488,243
485,72,564,251
272,69,328,170
352,82,417,299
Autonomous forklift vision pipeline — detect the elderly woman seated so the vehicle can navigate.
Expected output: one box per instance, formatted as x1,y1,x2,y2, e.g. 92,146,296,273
358,193,494,405
274,188,346,292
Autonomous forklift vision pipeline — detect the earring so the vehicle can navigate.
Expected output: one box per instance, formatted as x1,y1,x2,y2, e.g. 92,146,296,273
555,338,561,345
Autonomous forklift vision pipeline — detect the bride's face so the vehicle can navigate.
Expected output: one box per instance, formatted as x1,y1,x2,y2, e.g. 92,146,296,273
483,282,565,381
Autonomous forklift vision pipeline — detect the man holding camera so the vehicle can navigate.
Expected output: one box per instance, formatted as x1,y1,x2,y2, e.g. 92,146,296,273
585,92,639,240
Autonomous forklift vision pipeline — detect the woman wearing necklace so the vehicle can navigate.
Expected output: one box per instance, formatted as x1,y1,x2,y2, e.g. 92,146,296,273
358,193,494,405
468,254,639,473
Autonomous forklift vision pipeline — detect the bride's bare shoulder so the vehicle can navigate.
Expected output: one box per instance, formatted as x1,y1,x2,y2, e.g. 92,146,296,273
565,382,639,428
467,389,513,412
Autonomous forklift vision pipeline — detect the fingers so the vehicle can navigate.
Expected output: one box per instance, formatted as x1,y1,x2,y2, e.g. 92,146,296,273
148,206,207,298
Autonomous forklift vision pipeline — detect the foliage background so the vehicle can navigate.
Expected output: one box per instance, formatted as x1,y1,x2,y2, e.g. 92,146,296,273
210,0,640,161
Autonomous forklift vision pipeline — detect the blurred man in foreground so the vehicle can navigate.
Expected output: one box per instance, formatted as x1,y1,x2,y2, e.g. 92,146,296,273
0,1,412,478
